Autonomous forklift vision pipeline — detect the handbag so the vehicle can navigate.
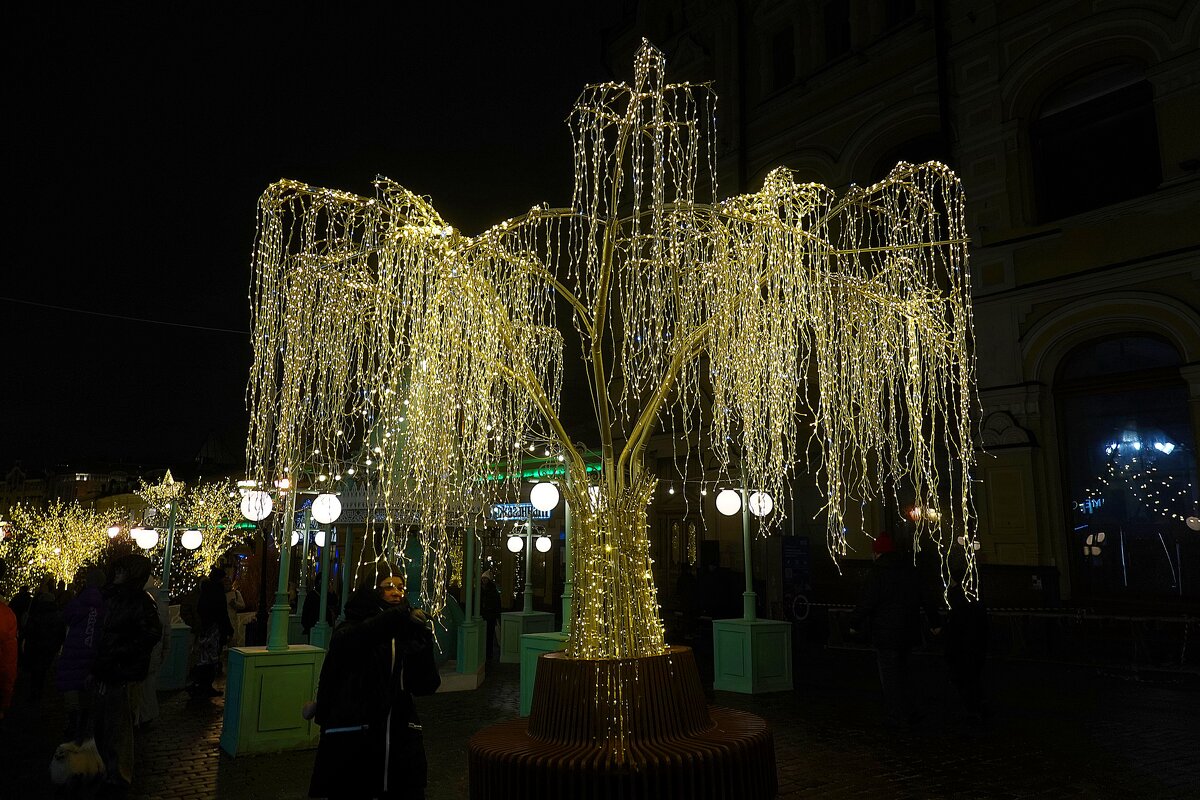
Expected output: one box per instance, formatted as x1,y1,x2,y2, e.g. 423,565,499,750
49,737,105,786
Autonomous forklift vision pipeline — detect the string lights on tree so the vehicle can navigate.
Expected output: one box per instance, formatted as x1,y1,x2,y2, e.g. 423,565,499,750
244,41,978,677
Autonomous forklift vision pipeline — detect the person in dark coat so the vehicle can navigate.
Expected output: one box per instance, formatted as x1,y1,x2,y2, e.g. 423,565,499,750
301,586,321,635
479,569,501,662
308,571,440,800
9,586,32,649
90,553,163,789
943,578,989,719
21,583,66,700
188,567,234,697
55,567,107,739
849,531,940,728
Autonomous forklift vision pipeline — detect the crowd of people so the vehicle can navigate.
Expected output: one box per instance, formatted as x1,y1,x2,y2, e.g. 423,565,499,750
0,527,988,798
0,557,262,797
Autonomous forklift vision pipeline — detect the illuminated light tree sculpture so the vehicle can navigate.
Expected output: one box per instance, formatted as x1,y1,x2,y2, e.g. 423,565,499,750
245,42,978,770
1,500,121,590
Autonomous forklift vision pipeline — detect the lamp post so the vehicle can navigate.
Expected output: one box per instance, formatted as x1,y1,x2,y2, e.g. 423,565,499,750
309,493,342,648
509,482,558,613
712,484,791,693
715,487,773,621
221,484,327,757
500,482,560,667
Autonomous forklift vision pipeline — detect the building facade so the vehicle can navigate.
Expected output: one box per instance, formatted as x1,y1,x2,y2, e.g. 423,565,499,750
605,0,1200,610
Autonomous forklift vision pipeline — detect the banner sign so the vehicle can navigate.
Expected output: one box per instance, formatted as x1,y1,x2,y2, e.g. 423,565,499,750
489,502,550,522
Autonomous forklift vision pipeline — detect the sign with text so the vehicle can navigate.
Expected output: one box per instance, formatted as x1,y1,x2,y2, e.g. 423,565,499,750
489,502,550,522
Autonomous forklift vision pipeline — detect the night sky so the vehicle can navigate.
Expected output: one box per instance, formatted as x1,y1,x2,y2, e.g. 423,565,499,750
5,6,616,471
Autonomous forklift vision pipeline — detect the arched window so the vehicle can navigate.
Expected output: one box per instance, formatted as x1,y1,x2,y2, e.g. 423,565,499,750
1057,335,1197,603
1031,64,1161,222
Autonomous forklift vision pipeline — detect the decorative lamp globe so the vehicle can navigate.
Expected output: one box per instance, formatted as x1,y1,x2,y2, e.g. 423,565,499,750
530,482,560,512
180,529,203,550
290,530,301,547
240,490,273,522
106,525,121,539
311,493,342,524
715,488,742,516
535,535,552,553
1188,516,1200,532
748,491,773,517
133,527,159,550
314,528,326,548
507,535,524,553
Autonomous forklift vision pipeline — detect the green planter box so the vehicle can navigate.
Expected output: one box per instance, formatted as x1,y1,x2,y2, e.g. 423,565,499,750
219,645,325,756
712,618,793,694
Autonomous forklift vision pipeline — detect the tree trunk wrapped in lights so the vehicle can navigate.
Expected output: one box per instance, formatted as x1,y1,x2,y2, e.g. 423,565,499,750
245,42,978,664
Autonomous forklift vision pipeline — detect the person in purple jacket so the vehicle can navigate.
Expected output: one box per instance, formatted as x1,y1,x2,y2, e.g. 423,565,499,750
55,567,106,741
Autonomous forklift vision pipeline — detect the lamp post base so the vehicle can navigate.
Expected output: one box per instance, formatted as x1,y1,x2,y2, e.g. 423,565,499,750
219,645,325,756
712,617,793,694
498,610,554,663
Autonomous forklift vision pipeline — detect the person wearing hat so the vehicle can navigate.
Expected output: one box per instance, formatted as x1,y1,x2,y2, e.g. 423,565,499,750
849,530,940,728
308,568,440,799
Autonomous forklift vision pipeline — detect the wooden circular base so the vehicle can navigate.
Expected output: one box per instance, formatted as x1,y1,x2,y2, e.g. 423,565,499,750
468,647,777,799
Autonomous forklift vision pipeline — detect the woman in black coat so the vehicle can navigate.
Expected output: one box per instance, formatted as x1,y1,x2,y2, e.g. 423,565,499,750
309,572,440,800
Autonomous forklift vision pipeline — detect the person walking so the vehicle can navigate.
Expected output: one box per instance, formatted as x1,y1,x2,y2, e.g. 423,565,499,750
90,553,163,792
55,567,106,740
188,567,233,697
308,571,440,799
849,530,940,729
225,574,246,646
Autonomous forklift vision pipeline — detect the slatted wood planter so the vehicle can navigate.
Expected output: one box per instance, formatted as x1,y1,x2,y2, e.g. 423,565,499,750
468,646,777,799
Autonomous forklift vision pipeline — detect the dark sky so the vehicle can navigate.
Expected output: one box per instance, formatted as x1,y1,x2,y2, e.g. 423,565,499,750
4,6,617,471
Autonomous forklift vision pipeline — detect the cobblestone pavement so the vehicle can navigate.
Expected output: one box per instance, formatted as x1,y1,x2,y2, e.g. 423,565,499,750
3,644,1198,799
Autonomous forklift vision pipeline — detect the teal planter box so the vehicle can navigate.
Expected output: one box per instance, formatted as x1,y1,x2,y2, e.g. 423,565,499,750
518,632,567,716
499,610,555,663
219,645,325,756
712,618,793,694
157,621,191,691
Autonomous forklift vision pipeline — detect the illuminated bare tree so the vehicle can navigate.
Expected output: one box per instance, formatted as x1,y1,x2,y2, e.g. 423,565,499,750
246,42,978,660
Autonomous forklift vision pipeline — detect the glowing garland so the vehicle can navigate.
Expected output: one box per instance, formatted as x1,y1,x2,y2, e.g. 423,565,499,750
0,501,121,590
245,41,979,661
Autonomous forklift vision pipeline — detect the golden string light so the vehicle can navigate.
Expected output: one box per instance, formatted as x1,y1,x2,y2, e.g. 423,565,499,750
245,41,979,659
1,501,120,589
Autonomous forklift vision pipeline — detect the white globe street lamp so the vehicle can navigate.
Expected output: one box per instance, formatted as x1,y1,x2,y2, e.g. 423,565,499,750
311,493,342,524
106,525,121,539
748,491,773,517
530,482,561,512
240,490,274,522
132,527,159,550
180,529,203,550
715,488,742,516
507,535,524,553
535,535,552,553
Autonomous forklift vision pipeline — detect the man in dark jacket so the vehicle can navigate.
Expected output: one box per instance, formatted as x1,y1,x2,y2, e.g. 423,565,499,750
849,531,940,728
309,572,440,799
91,554,162,790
